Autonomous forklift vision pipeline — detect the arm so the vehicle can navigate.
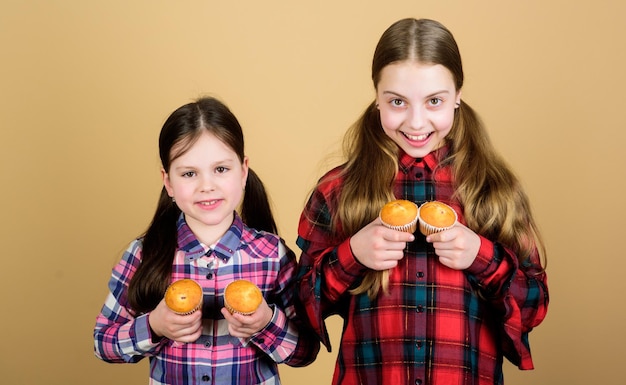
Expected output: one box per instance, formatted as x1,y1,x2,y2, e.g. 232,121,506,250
465,236,549,370
295,176,413,350
244,239,321,366
295,188,369,350
93,240,163,363
427,219,548,369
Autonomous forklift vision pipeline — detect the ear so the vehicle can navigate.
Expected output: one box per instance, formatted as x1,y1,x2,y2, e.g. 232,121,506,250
241,156,249,189
162,168,174,197
455,90,462,107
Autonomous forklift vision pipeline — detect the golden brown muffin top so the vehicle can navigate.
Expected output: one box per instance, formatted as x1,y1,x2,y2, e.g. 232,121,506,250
380,199,419,226
164,279,203,314
224,279,262,314
418,201,457,228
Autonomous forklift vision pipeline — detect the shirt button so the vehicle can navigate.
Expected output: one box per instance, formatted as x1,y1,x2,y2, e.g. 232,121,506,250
204,341,212,348
416,305,424,313
416,271,424,278
415,379,423,385
202,374,211,381
206,272,213,279
415,172,423,180
415,340,422,349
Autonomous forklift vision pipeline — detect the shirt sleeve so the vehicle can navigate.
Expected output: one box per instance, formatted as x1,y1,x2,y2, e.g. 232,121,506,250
295,186,368,351
93,240,163,363
465,235,549,370
248,239,321,366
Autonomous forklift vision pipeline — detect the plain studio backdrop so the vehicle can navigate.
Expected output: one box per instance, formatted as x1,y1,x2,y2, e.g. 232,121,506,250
1,1,624,384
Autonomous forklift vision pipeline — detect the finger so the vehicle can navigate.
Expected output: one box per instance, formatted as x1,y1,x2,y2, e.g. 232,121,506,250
384,242,410,254
181,320,204,335
170,326,198,341
222,309,244,328
427,227,458,243
384,230,415,243
431,240,455,251
388,249,407,260
372,258,400,271
220,307,231,319
231,312,251,322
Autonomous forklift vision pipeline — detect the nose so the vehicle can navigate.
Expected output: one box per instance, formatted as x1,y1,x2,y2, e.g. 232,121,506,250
408,106,426,130
200,174,215,192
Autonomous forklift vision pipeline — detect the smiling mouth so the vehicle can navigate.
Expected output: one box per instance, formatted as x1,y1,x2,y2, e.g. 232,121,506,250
198,200,219,206
403,132,431,141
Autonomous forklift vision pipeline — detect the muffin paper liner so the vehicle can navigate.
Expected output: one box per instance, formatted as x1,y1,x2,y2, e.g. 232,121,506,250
380,216,418,233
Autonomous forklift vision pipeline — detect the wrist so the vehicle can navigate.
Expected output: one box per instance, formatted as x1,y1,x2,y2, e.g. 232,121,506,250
147,312,163,342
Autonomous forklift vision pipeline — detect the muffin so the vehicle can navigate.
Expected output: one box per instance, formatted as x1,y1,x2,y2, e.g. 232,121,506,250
224,279,263,315
379,199,419,233
164,279,203,315
417,201,458,236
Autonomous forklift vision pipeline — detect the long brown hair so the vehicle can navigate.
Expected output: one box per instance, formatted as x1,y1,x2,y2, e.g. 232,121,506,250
127,97,277,314
322,18,546,297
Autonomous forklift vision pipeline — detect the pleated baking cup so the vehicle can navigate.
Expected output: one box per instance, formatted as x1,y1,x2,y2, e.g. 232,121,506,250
380,216,418,233
418,220,456,236
223,299,257,316
171,302,201,316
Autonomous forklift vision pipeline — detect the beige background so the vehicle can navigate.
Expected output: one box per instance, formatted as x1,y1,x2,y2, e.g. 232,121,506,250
1,1,625,384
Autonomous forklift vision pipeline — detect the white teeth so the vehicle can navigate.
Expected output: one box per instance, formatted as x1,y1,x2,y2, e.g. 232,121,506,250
405,132,430,141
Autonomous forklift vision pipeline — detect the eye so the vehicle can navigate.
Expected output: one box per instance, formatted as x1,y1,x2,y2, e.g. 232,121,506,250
215,166,229,174
181,171,196,178
391,98,405,107
429,98,443,107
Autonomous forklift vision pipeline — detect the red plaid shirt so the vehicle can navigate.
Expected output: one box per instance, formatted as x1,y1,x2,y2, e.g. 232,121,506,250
296,148,548,385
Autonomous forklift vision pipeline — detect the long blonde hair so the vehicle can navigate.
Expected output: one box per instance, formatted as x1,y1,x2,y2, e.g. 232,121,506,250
321,18,546,298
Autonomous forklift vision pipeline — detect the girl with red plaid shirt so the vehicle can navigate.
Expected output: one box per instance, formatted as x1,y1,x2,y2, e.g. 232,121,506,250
296,18,548,385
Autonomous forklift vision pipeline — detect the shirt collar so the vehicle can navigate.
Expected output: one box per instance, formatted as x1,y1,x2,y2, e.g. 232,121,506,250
176,212,244,262
397,145,450,173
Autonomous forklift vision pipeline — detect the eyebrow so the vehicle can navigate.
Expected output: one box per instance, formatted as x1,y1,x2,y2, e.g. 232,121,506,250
382,90,451,99
171,158,238,171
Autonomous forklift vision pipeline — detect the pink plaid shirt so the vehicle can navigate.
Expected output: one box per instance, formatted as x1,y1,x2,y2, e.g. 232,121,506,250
95,213,319,384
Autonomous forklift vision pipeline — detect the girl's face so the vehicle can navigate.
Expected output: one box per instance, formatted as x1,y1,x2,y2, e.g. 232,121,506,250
163,131,248,245
376,61,461,159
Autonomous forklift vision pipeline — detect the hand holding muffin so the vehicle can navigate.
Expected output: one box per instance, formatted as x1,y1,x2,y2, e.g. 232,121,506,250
425,220,481,270
416,201,480,270
147,279,204,343
376,199,478,270
220,280,273,339
349,205,415,271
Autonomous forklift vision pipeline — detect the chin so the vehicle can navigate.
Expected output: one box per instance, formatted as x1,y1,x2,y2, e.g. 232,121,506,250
403,147,433,159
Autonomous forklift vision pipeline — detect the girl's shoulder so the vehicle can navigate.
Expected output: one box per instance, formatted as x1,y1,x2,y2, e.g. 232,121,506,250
314,164,346,198
110,238,145,279
318,164,345,183
123,238,144,259
240,224,281,248
239,226,295,261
